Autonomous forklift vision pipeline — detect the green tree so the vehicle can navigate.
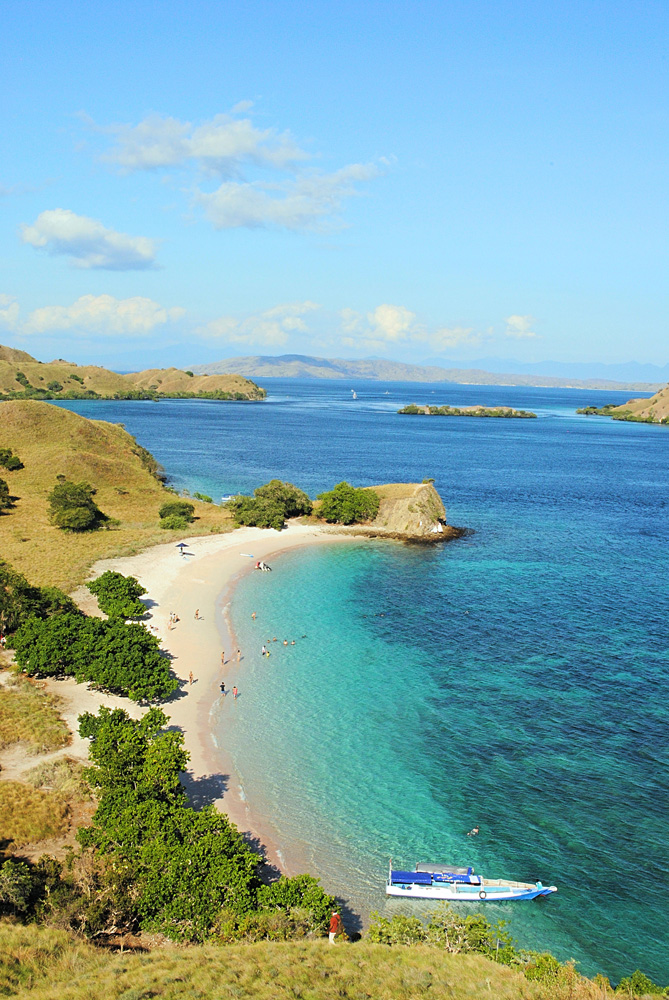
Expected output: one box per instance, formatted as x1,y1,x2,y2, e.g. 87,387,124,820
77,706,261,940
0,860,33,914
87,571,147,620
316,481,380,525
0,447,23,471
48,480,111,531
0,560,76,635
0,478,13,513
257,874,335,934
225,480,312,531
158,499,195,530
10,613,177,702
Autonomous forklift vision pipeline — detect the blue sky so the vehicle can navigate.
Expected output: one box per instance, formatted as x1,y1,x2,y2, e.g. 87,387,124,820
1,0,667,371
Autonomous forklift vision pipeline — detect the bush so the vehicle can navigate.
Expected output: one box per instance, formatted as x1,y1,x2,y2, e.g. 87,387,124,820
86,571,147,620
225,480,313,532
0,560,76,635
193,492,213,503
0,447,23,471
0,860,33,914
0,478,12,513
10,613,177,702
46,381,63,392
316,482,379,525
160,514,191,530
158,499,195,523
616,970,664,995
47,480,112,531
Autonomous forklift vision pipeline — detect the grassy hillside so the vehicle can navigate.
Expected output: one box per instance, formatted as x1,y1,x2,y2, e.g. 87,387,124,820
577,383,669,424
0,347,265,401
0,401,232,589
0,925,556,1000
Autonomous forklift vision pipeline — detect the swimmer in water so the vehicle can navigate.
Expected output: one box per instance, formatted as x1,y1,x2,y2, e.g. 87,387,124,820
467,825,480,837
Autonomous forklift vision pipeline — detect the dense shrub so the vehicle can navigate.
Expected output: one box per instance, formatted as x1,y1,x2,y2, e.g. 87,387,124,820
47,480,112,531
0,447,23,471
10,613,177,702
316,481,379,525
0,560,76,635
0,479,12,513
86,571,147,620
158,499,195,530
225,480,312,531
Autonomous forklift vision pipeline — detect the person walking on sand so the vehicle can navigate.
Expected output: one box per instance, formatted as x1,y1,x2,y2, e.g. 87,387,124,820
236,648,241,662
189,670,194,686
221,651,225,665
194,609,199,619
329,911,342,944
233,685,238,700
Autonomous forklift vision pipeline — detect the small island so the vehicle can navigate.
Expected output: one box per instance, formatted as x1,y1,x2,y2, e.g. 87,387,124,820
399,403,537,418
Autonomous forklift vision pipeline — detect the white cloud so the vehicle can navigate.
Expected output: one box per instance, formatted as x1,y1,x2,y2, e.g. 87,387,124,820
429,326,480,351
22,294,185,338
367,304,417,342
196,163,378,231
0,294,20,330
339,305,487,355
505,314,538,339
198,302,320,347
20,209,158,270
104,112,309,175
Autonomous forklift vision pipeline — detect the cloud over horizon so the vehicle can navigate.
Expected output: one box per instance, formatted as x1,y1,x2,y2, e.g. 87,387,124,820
199,301,320,347
0,293,184,338
505,314,538,339
20,209,158,270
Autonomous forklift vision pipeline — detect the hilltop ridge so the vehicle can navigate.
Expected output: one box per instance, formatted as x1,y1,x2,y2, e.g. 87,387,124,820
0,346,265,401
578,382,669,424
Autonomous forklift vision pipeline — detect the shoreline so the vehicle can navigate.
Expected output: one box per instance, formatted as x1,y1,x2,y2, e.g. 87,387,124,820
63,522,357,873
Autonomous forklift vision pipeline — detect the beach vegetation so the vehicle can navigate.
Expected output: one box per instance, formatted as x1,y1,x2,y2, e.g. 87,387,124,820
47,480,113,532
9,613,177,702
225,480,313,531
0,560,76,635
316,481,380,524
193,491,213,502
158,498,195,530
86,570,147,619
0,446,23,470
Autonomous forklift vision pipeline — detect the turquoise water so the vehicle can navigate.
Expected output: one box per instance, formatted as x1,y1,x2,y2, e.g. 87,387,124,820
56,380,669,982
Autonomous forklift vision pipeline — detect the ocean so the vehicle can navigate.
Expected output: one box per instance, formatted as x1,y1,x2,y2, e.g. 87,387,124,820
55,378,669,983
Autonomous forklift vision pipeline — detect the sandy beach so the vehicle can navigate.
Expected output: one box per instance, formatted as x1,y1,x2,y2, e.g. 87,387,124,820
31,522,354,870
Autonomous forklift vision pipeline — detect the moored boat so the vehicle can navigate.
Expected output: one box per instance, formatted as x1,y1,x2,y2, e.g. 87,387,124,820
386,862,557,901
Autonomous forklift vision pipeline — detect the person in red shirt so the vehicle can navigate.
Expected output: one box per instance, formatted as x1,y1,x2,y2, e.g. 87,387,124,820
329,910,342,944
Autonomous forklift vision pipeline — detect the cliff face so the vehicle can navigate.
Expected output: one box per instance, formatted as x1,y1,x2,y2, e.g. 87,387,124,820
322,482,465,543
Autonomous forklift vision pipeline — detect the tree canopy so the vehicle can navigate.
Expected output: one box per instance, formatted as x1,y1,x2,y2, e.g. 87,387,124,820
47,480,111,531
316,482,380,525
225,480,313,531
86,571,147,620
10,613,177,702
0,560,76,635
0,447,23,471
158,499,195,530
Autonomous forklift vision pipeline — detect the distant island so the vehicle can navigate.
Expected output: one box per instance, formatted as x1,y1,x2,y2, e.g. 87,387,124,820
191,352,662,392
0,345,265,402
577,382,669,424
399,403,537,419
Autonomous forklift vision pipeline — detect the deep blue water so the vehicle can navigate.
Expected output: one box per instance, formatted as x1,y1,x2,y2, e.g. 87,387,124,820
55,379,669,984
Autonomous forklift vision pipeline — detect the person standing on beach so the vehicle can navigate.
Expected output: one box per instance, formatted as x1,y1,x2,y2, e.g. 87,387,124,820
221,651,225,665
236,648,241,662
188,670,194,686
329,911,342,944
220,681,226,695
232,685,238,700
194,609,199,619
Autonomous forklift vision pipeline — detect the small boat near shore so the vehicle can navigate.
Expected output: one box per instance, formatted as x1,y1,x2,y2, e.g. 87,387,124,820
387,862,557,902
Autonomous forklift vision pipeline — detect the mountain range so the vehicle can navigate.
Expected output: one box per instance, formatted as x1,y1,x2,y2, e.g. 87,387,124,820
191,354,664,392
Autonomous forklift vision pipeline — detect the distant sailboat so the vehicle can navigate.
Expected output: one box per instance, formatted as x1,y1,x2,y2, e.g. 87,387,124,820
351,390,357,399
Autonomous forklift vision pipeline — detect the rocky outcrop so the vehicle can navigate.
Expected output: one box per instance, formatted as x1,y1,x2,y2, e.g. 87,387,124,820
322,482,466,543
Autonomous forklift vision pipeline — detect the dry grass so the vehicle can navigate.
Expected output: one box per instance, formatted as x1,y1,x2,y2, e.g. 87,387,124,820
23,757,91,801
0,925,546,1000
0,781,70,847
0,675,70,755
0,401,234,589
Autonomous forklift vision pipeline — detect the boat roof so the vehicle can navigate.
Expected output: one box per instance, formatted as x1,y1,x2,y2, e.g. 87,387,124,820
416,863,474,875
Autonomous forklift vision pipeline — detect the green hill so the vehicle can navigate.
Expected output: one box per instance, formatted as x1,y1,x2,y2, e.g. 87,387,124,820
0,400,232,590
0,347,266,401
